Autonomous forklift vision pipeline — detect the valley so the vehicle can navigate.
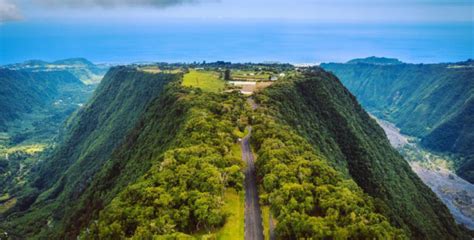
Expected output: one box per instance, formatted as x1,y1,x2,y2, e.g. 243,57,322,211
376,119,474,230
0,60,472,239
1,0,471,239
322,58,474,183
0,59,108,218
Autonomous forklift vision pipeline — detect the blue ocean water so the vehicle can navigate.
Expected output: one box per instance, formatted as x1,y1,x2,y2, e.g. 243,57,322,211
0,20,472,64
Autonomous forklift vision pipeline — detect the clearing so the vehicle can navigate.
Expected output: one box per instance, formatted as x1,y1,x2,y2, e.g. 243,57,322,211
182,70,225,92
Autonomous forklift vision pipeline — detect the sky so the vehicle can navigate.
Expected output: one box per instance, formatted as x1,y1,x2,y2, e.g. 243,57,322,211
1,0,473,24
0,0,472,64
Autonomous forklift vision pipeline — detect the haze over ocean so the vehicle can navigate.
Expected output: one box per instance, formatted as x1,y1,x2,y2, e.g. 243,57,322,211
1,21,472,65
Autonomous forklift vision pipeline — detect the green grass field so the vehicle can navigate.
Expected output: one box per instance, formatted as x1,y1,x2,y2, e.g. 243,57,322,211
0,198,16,214
192,188,244,240
216,188,245,240
231,70,271,81
182,70,225,92
261,205,271,240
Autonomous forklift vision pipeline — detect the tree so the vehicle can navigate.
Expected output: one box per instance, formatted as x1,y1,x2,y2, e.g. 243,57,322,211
224,69,231,80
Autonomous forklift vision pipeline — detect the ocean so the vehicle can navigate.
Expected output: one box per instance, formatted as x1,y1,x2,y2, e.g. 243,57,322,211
0,20,472,64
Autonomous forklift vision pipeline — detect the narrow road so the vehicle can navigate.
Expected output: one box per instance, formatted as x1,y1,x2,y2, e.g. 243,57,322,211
242,126,264,240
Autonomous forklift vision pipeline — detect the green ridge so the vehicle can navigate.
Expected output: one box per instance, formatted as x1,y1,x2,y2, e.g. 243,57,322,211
321,59,474,183
254,68,467,239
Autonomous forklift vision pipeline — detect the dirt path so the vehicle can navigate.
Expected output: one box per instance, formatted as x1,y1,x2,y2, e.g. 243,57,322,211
242,126,264,240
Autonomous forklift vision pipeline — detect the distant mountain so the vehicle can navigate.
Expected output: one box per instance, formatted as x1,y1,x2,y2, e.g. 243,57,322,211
321,59,474,183
4,58,109,85
346,56,403,65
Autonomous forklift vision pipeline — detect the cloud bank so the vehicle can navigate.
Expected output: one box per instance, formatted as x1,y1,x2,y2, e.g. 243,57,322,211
0,0,201,22
35,0,198,8
1,0,472,23
0,0,22,22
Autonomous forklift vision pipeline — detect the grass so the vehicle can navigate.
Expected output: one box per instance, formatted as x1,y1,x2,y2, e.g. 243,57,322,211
261,205,271,240
232,127,249,139
231,143,243,161
4,144,46,155
216,189,245,240
192,142,244,239
191,189,244,240
138,66,162,74
232,70,271,81
0,198,17,214
183,70,225,92
139,66,183,74
0,193,10,202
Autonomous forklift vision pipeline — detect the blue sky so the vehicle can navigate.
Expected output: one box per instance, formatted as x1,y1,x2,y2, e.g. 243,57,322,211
1,0,473,24
1,0,472,64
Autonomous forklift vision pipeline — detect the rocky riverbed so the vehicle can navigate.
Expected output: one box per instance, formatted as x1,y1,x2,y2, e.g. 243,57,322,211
376,118,474,230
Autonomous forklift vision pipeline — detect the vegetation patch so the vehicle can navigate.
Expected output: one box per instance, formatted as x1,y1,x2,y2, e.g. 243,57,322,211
251,107,405,238
183,70,225,92
254,68,468,238
215,189,245,239
81,87,248,238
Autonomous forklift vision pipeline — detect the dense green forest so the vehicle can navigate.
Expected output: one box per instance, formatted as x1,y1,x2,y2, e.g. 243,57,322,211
252,101,404,238
0,67,179,238
321,58,474,183
0,59,107,179
0,69,87,131
253,68,467,239
1,64,470,239
0,68,93,199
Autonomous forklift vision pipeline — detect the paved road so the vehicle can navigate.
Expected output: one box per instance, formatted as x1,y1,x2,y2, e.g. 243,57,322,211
242,126,264,240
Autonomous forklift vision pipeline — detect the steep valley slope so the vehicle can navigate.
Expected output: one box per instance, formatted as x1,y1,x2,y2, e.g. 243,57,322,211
0,64,470,239
253,68,468,239
321,58,474,183
0,68,94,204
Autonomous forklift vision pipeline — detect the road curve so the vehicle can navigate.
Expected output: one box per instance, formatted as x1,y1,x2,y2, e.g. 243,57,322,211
242,126,264,240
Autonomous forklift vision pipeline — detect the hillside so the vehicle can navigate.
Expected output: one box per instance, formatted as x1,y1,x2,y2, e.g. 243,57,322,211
1,67,180,238
4,58,109,85
0,68,94,220
421,98,474,182
1,64,469,239
321,59,474,183
0,69,86,131
253,67,466,239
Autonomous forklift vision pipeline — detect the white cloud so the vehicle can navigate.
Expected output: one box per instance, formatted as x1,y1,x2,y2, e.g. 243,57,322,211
33,0,199,8
0,0,22,22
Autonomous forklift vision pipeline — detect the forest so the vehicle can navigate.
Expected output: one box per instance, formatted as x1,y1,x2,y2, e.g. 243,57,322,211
0,64,471,239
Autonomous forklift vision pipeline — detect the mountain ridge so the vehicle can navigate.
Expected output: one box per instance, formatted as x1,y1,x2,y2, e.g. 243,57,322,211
3,58,109,85
1,64,470,239
321,59,474,183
